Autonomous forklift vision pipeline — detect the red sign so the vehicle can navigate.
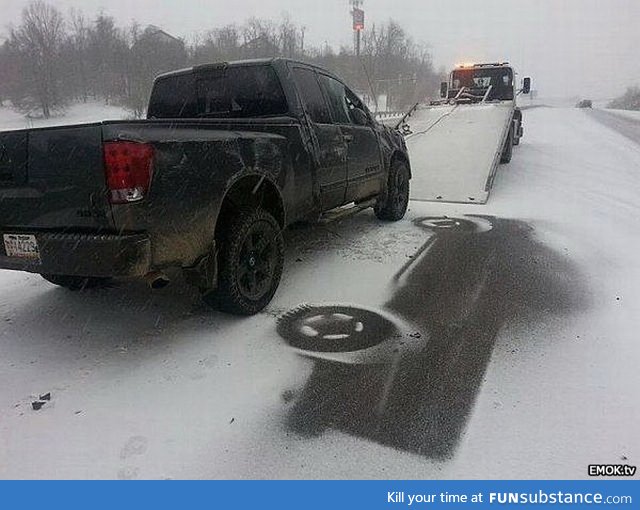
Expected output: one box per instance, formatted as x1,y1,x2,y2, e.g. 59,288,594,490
353,8,365,31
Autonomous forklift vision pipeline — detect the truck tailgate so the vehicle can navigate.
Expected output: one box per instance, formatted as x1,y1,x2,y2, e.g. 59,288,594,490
0,124,114,230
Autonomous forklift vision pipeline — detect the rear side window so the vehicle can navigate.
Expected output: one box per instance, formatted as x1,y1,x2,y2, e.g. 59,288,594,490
318,74,351,124
197,66,288,118
148,65,288,119
292,67,331,124
344,87,371,124
147,74,198,118
197,72,226,115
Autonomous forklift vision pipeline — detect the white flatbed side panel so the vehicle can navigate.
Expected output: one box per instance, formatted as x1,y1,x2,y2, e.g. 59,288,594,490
407,103,513,204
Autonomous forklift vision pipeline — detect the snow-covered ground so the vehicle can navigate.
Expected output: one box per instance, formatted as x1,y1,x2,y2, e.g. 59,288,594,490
0,105,639,479
0,102,131,131
605,108,640,122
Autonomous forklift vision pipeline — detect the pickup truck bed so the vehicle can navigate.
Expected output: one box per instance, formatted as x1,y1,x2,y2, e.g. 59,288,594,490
0,118,301,276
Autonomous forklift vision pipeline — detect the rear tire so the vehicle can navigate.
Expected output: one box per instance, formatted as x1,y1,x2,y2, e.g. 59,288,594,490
500,125,514,164
41,274,109,291
203,208,284,315
375,160,410,221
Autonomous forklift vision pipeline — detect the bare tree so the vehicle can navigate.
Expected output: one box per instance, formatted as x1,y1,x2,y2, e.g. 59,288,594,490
67,9,90,102
608,86,640,111
10,0,66,118
193,25,241,64
88,15,125,103
241,18,278,58
126,26,188,117
278,15,299,58
357,20,438,110
0,42,19,106
2,7,439,118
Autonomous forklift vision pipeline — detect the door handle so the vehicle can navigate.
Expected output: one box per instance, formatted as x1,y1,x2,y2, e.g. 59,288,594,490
343,134,354,143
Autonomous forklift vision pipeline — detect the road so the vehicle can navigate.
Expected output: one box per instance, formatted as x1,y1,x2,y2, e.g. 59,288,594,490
588,108,640,146
1,107,639,479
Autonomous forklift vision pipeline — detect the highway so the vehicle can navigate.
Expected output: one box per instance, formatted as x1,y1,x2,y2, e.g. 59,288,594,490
1,106,638,479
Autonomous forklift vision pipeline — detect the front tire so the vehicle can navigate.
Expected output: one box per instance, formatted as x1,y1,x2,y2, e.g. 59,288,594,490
41,274,109,291
375,160,410,221
204,208,284,315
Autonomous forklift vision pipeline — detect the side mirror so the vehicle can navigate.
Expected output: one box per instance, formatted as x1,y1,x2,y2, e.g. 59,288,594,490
351,107,369,126
522,77,531,95
440,81,448,98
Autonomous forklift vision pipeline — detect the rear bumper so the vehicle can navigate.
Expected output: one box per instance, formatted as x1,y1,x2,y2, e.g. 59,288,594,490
0,231,151,278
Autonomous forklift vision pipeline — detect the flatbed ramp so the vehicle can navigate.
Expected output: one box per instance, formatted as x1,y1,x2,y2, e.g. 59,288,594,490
406,102,513,204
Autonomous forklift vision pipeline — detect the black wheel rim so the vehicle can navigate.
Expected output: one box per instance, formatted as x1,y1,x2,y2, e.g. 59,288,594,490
237,222,278,301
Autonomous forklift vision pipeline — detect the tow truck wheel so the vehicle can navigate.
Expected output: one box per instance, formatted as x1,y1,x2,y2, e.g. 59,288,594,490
41,274,109,291
513,121,522,145
204,207,284,315
375,160,410,221
500,125,514,164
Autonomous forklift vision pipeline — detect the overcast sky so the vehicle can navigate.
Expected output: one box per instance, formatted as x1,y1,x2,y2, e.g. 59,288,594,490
3,0,639,98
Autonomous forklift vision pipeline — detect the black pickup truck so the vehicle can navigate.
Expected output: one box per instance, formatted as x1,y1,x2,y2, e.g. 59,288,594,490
0,58,411,314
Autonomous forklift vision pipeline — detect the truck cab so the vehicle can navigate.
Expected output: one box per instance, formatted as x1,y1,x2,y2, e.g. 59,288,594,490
442,63,530,103
440,62,531,147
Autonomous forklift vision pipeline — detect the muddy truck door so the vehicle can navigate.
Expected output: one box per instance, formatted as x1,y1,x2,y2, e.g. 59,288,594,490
290,65,348,210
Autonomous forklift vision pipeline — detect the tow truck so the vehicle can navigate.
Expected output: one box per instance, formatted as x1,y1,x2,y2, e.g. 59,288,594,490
405,62,531,204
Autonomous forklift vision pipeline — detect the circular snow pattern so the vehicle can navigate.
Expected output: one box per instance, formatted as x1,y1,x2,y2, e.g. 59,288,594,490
277,305,398,353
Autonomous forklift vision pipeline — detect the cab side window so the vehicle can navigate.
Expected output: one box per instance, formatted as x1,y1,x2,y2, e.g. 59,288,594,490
318,74,351,124
292,67,331,124
344,87,370,125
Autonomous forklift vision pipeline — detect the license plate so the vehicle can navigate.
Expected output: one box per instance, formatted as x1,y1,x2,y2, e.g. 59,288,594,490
3,234,40,261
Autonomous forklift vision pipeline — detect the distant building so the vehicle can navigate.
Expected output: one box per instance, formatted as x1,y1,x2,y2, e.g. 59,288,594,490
136,26,183,47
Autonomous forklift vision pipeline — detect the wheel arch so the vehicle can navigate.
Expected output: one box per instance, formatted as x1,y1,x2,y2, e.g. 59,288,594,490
390,150,412,179
215,174,286,242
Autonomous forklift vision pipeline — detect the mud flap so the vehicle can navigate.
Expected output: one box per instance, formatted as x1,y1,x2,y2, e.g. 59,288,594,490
183,242,218,291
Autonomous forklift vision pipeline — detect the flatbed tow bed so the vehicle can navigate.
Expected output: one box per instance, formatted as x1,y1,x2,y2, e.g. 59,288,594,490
405,63,531,204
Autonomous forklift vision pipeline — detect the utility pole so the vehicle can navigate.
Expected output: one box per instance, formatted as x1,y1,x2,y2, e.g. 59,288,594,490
350,0,364,56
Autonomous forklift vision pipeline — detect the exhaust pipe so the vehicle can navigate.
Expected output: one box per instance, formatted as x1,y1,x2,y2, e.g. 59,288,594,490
144,271,170,290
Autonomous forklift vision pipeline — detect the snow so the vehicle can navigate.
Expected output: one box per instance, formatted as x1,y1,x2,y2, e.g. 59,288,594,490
0,102,132,131
1,105,639,479
605,108,640,122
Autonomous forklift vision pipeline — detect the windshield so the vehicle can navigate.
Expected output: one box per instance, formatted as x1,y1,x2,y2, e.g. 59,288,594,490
452,68,513,90
450,67,514,100
148,65,288,119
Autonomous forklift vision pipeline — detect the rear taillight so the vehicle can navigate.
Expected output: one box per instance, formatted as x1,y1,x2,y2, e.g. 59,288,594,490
103,141,154,204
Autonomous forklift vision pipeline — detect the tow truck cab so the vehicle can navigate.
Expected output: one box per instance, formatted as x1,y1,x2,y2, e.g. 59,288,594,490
439,63,531,147
440,63,531,103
